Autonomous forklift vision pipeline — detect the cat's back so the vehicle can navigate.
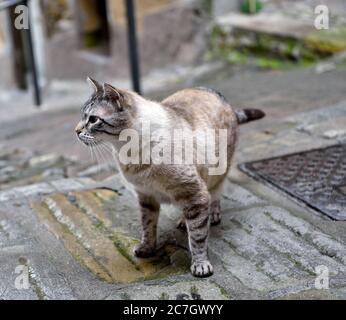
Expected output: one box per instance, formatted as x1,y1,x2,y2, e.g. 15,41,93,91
161,87,237,129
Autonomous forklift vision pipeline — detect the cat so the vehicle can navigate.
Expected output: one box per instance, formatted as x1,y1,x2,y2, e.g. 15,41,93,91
75,77,265,277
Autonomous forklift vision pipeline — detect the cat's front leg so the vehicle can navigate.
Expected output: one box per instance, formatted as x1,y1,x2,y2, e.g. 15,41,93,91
133,194,160,258
183,192,213,277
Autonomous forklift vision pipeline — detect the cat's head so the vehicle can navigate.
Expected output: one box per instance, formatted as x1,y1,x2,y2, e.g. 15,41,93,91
76,77,135,146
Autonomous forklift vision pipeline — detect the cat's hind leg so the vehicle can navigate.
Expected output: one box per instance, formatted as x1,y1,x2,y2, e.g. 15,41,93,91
176,174,225,231
133,193,160,258
209,182,225,226
210,199,221,226
177,198,221,229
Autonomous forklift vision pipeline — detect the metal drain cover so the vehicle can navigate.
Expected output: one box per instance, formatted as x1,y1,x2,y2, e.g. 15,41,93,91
239,144,346,220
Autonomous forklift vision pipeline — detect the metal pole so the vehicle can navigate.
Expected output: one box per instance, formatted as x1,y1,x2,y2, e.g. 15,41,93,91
125,0,141,94
22,0,41,106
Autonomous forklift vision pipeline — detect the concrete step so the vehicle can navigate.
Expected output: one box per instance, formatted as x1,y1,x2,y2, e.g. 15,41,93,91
1,171,346,299
211,12,346,67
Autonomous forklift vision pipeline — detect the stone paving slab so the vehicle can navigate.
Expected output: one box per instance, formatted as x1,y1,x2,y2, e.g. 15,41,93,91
1,93,346,299
217,12,315,38
0,146,82,191
1,170,346,299
237,100,346,163
0,145,118,193
32,189,189,284
0,176,210,299
210,204,346,292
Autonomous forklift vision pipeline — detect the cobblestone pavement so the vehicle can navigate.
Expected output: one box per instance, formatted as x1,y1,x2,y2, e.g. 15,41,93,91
1,63,346,299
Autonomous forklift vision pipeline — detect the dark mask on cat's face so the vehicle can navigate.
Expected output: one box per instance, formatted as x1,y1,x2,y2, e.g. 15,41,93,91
76,77,133,146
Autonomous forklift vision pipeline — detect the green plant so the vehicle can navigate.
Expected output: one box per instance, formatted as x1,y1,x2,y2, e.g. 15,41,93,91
241,0,263,14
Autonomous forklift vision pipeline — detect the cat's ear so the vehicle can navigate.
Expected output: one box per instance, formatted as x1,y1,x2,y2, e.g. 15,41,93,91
103,83,132,110
87,77,103,94
103,83,122,100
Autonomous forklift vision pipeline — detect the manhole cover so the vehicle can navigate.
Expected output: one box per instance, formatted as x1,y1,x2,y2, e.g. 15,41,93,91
239,144,346,220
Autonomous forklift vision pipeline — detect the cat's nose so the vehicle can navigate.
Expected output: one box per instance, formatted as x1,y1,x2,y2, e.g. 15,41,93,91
75,122,84,135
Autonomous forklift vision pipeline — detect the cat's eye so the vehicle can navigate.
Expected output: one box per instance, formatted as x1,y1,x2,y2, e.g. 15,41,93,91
88,116,99,124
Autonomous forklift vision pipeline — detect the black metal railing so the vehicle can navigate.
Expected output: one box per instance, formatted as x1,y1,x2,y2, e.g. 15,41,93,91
1,0,41,106
125,0,141,94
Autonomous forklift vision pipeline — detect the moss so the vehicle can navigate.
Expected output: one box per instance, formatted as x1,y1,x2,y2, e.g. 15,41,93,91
112,236,140,269
209,24,229,57
305,26,346,55
28,267,47,300
225,51,248,64
253,56,291,69
208,24,321,69
226,48,310,70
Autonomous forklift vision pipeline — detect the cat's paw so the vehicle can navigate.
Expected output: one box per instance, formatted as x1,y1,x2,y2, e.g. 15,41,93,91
191,260,214,277
176,217,187,231
133,243,156,258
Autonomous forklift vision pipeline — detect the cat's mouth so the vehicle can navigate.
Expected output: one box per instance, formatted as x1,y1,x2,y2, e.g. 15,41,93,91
78,132,100,147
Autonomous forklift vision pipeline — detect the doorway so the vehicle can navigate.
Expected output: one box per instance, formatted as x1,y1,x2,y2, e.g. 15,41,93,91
78,0,111,56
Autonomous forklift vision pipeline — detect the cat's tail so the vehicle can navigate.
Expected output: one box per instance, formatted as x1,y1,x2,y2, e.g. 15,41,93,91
235,109,265,124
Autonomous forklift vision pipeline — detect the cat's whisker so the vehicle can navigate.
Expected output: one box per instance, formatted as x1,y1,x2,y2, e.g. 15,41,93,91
103,142,117,160
100,146,112,158
93,144,102,167
97,144,109,163
98,143,116,171
96,143,107,164
99,142,114,162
99,141,113,153
89,141,99,165
94,143,108,172
89,144,95,164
